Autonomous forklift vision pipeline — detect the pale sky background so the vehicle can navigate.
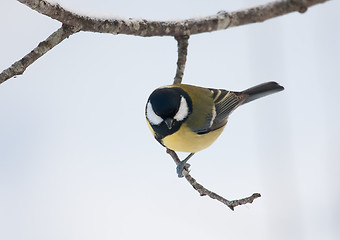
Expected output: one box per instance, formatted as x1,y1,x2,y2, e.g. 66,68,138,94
1,0,339,240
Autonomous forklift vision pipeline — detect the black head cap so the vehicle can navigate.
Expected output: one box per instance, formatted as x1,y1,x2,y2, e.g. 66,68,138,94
146,86,192,139
148,87,183,118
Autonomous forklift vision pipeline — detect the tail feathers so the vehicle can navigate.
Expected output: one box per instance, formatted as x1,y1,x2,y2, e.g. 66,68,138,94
242,81,284,104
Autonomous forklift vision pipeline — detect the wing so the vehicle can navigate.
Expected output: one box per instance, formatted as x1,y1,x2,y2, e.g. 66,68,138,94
206,88,248,132
179,84,248,135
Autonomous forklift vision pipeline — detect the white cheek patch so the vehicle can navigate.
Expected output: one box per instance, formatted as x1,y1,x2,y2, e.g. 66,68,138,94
146,102,163,125
174,96,189,121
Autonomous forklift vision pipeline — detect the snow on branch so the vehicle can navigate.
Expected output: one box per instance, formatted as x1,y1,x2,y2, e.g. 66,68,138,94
0,0,328,84
0,0,330,209
18,0,328,36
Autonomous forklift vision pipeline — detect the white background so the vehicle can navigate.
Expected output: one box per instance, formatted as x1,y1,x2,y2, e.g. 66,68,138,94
1,0,339,239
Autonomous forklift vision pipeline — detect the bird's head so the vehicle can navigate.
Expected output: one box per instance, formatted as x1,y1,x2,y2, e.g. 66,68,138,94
146,86,192,137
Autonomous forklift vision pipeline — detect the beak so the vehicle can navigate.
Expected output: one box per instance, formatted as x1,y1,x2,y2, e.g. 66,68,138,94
164,118,175,129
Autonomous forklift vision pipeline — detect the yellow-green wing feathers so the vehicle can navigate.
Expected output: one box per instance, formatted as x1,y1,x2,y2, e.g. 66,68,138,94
208,89,247,132
176,84,215,133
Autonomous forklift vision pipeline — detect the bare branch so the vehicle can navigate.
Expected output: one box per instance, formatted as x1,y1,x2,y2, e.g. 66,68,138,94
0,24,79,84
166,149,261,210
18,0,328,37
1,0,328,84
2,0,328,207
228,0,323,27
173,35,189,85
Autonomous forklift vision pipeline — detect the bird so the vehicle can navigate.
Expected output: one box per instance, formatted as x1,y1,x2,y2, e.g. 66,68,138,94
145,81,284,177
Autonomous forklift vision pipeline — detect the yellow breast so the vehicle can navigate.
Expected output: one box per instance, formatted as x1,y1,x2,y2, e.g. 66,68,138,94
162,123,226,153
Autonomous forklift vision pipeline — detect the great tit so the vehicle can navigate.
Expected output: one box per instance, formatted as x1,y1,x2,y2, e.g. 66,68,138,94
145,82,284,177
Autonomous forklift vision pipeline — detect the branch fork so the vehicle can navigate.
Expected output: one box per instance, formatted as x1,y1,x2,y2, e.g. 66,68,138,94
0,0,329,208
0,0,328,84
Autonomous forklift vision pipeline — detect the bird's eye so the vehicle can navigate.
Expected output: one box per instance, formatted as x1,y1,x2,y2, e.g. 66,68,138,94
174,96,189,121
146,102,163,125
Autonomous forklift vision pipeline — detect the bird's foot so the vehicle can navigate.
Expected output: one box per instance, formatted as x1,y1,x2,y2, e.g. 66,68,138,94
176,161,191,178
176,153,195,178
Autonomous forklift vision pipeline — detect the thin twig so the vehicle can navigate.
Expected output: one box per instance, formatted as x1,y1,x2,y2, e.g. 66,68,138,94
166,149,261,210
173,35,189,85
1,0,328,84
1,0,326,209
0,24,80,84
